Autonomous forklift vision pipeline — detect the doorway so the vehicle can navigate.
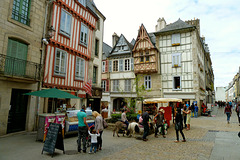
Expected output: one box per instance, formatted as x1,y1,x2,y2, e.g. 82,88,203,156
7,89,29,133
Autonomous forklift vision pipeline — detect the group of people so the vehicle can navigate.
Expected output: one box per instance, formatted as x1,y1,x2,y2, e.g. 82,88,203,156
77,106,104,154
224,101,240,125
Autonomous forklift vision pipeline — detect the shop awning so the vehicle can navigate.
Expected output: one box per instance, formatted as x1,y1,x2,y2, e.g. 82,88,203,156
143,98,182,104
24,88,80,99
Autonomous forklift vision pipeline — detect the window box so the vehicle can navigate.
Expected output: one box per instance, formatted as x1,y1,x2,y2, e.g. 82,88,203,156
172,43,180,46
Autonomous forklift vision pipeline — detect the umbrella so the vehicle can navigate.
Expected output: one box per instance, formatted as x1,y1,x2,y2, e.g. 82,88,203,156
143,98,182,104
24,88,80,99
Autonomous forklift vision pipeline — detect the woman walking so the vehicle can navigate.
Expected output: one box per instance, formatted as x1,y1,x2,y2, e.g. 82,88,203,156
92,111,104,151
224,104,232,124
174,108,186,142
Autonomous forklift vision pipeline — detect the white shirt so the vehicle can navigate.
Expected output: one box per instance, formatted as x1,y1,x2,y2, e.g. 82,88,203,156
88,130,100,143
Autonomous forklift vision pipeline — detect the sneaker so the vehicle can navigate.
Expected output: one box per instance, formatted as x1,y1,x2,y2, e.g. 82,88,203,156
182,139,186,142
88,152,92,154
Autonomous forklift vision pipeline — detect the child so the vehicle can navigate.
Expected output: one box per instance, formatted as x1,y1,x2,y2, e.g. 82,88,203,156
88,129,100,154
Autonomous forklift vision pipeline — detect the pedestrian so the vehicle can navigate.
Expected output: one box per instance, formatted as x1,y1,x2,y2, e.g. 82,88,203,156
190,103,194,117
194,103,199,118
154,109,166,138
182,104,187,128
142,110,150,141
235,103,240,126
88,129,100,154
172,105,177,124
174,108,186,143
183,106,191,130
86,104,92,110
92,111,104,151
121,109,129,129
186,102,190,109
224,104,232,124
77,107,89,153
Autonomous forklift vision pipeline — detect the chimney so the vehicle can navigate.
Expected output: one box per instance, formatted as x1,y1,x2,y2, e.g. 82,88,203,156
112,32,119,47
155,17,166,32
185,18,200,35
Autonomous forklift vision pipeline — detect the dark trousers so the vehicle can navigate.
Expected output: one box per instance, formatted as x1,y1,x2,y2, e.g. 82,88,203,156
237,112,240,123
143,124,149,139
183,116,187,128
176,129,185,141
97,131,103,149
124,121,129,129
78,126,88,152
155,124,165,136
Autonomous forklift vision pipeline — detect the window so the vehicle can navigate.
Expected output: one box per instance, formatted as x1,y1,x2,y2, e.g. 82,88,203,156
5,39,28,76
60,9,72,37
125,79,131,92
172,53,181,67
80,24,88,46
54,49,67,76
173,76,181,90
140,52,144,62
102,61,106,73
113,60,118,72
101,80,106,92
145,52,149,62
172,33,180,45
96,19,100,30
125,59,130,71
12,0,31,25
112,80,119,92
75,57,85,80
78,0,86,7
144,75,151,90
95,39,99,57
93,66,97,84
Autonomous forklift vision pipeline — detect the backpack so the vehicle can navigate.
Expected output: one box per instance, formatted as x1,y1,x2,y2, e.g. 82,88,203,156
102,118,108,129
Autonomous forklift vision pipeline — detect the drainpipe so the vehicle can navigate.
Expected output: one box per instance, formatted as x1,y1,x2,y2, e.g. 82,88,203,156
34,0,53,131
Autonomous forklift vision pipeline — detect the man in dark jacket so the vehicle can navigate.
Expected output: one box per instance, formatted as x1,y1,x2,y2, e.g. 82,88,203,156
142,110,150,141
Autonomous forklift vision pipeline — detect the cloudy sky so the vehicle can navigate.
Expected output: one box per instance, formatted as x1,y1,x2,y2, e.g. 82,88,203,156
95,0,240,88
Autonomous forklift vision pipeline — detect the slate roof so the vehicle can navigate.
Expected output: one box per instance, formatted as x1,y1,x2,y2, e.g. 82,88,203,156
130,39,136,46
86,0,98,19
154,18,195,34
102,42,112,60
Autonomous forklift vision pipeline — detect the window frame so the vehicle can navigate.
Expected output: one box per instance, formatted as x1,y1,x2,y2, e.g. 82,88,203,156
80,23,88,46
113,60,118,72
112,80,119,92
124,59,130,71
145,51,149,62
93,66,97,84
75,56,85,81
140,52,144,63
101,80,106,92
171,33,181,46
144,75,151,90
59,9,72,37
54,48,67,77
102,61,106,73
95,39,99,57
12,0,31,26
172,53,181,67
173,76,181,90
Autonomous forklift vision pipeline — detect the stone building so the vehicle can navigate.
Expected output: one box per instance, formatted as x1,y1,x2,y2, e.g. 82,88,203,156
0,0,45,135
107,33,137,112
153,18,208,108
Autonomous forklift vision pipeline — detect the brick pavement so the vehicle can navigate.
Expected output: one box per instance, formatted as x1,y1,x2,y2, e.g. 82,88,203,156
0,106,239,160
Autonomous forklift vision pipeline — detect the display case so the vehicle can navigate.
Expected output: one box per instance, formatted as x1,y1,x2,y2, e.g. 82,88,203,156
65,110,95,135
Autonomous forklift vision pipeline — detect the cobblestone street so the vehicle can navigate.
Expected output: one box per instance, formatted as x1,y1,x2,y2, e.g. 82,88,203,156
1,106,240,160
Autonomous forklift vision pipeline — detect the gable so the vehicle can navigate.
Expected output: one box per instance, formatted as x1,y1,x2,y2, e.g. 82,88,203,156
133,24,155,51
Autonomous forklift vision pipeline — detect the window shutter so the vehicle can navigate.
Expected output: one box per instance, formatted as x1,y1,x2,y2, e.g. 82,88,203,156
106,79,109,92
105,60,108,72
131,58,134,71
109,60,112,72
17,42,28,60
119,59,123,71
81,59,85,80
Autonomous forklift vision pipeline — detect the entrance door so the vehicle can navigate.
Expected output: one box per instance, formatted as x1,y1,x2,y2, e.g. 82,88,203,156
7,89,29,133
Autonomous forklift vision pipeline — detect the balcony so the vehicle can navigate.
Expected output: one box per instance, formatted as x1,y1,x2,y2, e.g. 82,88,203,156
0,54,41,81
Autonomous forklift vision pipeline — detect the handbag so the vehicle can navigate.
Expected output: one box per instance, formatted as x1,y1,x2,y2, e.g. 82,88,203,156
102,118,108,129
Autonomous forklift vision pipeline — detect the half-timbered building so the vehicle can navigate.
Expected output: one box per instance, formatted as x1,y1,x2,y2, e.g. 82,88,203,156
132,24,161,111
43,0,99,111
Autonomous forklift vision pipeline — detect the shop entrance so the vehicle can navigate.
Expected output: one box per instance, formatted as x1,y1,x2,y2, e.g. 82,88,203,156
87,98,101,113
113,98,126,111
7,89,29,133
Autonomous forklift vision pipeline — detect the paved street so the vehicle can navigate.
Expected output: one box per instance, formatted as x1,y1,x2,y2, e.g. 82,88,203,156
1,106,240,160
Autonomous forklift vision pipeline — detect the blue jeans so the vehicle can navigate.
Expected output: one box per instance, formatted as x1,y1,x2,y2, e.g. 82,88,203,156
90,143,97,153
194,111,198,118
226,112,231,122
78,126,88,152
191,111,194,117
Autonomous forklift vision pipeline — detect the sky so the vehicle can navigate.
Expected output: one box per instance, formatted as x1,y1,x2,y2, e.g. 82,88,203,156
94,0,240,88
